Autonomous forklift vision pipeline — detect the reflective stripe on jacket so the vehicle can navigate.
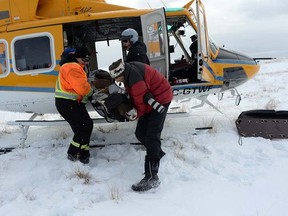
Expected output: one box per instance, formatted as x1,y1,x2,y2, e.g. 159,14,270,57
55,62,93,103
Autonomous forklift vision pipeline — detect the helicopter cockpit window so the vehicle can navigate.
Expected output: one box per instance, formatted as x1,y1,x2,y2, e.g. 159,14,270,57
12,33,55,75
167,17,195,63
0,40,10,78
166,16,201,84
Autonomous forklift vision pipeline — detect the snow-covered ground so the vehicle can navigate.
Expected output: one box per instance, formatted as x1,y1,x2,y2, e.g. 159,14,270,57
1,58,288,216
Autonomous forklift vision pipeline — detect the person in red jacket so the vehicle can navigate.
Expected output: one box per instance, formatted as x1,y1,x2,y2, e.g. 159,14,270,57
55,46,94,164
108,59,173,192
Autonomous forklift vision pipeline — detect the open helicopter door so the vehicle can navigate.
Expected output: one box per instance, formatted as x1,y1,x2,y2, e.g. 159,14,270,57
195,0,209,80
141,8,169,78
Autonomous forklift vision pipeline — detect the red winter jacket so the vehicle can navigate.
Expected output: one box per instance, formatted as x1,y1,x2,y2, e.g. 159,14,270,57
123,62,173,117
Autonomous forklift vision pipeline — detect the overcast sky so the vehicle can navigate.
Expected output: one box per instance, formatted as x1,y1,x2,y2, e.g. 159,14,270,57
107,0,288,58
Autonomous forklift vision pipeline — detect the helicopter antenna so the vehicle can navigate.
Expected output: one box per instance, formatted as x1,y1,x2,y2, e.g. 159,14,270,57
146,2,152,9
160,0,167,8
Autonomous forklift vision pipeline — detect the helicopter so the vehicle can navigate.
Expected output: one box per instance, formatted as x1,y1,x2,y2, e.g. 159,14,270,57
0,0,260,146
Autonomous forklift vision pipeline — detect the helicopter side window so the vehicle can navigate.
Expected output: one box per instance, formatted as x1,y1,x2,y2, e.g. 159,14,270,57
0,40,10,78
12,33,55,75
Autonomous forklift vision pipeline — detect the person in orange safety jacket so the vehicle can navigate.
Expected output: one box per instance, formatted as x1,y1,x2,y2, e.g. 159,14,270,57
55,46,94,164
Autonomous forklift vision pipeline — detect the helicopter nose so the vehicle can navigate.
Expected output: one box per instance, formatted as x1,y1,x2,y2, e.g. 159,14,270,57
216,48,260,91
221,61,259,91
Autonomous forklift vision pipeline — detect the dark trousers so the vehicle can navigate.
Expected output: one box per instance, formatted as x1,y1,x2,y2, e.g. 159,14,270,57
135,103,170,159
55,98,93,155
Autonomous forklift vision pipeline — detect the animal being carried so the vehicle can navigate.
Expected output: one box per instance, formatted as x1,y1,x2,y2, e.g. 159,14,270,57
89,69,134,122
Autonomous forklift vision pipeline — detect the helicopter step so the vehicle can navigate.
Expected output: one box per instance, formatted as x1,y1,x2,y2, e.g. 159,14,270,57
0,125,212,155
6,110,190,148
7,114,109,148
90,141,142,148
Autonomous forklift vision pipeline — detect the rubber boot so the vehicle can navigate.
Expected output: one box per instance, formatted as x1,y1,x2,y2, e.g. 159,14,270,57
131,155,161,192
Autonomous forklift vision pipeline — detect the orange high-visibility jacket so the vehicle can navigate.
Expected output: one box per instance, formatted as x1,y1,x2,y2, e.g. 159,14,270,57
55,62,93,103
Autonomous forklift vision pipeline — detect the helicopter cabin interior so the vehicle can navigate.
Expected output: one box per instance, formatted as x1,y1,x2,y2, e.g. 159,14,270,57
61,14,200,85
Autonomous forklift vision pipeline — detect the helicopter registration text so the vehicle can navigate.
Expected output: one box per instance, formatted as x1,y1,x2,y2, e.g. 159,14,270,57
173,85,214,96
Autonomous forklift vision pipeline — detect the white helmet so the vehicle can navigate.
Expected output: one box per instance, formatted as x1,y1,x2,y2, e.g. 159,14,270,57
109,59,125,79
121,28,139,44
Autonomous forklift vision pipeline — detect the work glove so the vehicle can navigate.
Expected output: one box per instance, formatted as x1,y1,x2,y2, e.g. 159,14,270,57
90,90,108,104
125,108,137,121
143,92,165,113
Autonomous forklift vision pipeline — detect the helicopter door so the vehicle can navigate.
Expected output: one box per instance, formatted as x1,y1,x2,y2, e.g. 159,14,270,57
141,8,169,78
195,0,209,80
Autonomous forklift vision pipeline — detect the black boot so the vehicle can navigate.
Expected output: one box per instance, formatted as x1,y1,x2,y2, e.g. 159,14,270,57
67,144,90,164
67,144,79,162
78,150,90,164
131,155,161,192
